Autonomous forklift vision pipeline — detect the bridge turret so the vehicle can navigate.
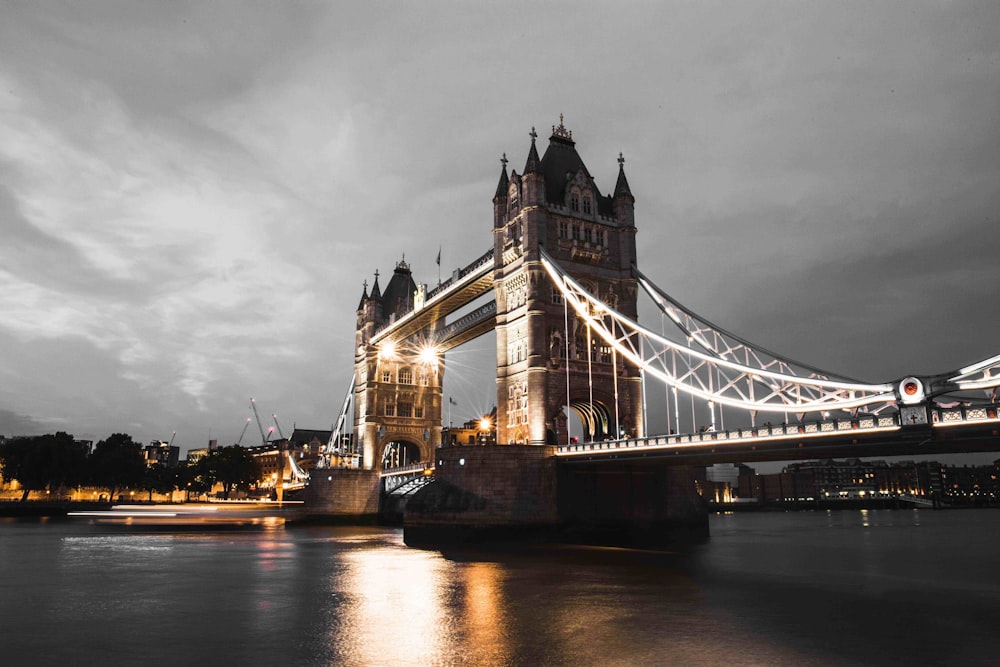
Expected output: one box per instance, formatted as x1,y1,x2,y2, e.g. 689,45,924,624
492,153,509,229
613,153,635,226
613,153,638,267
521,127,545,208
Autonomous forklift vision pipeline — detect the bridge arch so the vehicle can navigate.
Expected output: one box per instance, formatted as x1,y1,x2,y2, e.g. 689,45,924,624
379,436,426,470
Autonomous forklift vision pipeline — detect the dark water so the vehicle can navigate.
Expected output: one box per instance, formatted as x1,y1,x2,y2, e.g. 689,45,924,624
1,510,997,666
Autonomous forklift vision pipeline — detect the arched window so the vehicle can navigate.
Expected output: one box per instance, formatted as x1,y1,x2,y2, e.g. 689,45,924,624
398,367,412,384
571,194,580,211
583,196,592,215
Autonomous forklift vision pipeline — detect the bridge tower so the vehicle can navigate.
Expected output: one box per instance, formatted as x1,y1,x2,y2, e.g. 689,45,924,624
493,119,643,445
354,259,442,470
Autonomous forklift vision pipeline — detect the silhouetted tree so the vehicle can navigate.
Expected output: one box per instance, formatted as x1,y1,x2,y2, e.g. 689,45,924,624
140,463,178,502
88,433,145,502
0,432,87,501
202,446,260,499
180,458,215,501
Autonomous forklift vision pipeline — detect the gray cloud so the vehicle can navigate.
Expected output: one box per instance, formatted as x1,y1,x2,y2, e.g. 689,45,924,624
0,1,997,457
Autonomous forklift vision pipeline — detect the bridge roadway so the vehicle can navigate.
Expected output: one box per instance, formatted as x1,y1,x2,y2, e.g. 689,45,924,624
378,403,1000,478
557,403,1000,465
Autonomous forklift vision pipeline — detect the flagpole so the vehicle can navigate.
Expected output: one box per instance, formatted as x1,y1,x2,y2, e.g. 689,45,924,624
436,246,442,286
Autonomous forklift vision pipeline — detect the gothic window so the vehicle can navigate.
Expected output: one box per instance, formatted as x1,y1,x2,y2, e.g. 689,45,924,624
414,406,424,419
572,224,581,241
571,194,580,211
384,403,396,417
583,196,592,215
551,287,563,305
600,344,612,364
584,226,594,243
381,370,392,383
398,402,413,418
508,386,517,426
599,229,607,246
398,367,412,384
558,221,568,238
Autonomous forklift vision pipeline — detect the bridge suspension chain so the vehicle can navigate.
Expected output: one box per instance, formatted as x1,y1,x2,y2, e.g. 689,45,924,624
947,354,1000,393
634,264,1000,403
632,264,899,413
540,249,896,415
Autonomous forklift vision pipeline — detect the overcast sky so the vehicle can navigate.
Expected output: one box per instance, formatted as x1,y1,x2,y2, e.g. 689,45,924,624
2,1,998,459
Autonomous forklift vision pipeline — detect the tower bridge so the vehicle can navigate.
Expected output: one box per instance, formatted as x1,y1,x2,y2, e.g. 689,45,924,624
307,119,1000,547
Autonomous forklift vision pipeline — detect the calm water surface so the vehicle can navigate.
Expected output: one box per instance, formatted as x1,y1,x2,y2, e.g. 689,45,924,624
1,510,997,666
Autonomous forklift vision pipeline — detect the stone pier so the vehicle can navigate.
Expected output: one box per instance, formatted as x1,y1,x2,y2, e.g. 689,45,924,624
403,445,708,548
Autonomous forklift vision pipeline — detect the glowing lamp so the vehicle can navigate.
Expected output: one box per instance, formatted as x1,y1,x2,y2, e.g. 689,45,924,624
379,341,397,359
418,345,439,365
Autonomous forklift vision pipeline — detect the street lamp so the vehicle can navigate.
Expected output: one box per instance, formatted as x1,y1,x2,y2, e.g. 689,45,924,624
479,416,492,445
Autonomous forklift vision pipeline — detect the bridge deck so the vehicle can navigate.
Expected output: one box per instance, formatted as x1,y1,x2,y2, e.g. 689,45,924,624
558,404,1000,465
372,249,494,345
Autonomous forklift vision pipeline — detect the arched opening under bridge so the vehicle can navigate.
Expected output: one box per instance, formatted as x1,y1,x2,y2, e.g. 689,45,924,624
380,439,421,469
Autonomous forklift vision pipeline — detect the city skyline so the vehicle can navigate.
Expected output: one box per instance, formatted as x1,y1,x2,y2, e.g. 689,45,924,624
2,2,998,456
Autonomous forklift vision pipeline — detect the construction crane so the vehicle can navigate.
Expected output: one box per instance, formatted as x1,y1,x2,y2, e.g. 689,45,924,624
236,417,252,446
250,397,269,446
272,414,287,440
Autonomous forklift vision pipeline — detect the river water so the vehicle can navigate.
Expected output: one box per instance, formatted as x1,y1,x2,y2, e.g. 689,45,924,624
1,509,997,666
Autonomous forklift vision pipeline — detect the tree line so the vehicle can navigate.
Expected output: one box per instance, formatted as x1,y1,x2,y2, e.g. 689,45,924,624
0,432,260,502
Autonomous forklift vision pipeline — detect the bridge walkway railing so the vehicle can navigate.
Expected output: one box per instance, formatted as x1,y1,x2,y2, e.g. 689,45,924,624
557,403,1000,457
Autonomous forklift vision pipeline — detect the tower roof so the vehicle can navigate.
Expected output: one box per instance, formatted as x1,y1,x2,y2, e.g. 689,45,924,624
370,271,382,301
494,153,509,199
614,153,633,198
380,256,418,320
523,127,541,174
357,281,369,311
537,116,613,215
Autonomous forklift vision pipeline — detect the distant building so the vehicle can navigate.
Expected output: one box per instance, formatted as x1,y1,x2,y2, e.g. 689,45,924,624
246,429,329,488
718,458,1000,506
441,408,498,447
143,441,180,467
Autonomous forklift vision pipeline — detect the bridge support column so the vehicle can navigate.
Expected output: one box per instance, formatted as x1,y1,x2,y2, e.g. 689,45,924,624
404,445,560,546
302,469,381,523
403,446,708,549
557,464,709,548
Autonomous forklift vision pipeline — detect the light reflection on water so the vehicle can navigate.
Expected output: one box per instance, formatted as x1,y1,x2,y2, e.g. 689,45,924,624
1,510,999,666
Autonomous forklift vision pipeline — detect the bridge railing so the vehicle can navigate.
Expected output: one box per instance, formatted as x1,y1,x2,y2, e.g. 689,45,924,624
380,461,435,477
372,248,494,340
438,301,497,342
930,404,1000,427
556,413,902,455
556,403,1000,456
425,248,494,301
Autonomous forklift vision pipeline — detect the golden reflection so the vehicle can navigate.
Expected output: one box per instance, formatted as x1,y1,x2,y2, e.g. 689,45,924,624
336,545,449,665
462,562,511,666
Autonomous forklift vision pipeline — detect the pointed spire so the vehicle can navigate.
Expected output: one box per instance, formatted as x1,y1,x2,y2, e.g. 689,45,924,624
357,279,369,310
523,127,541,173
370,269,382,301
494,152,509,199
614,152,633,197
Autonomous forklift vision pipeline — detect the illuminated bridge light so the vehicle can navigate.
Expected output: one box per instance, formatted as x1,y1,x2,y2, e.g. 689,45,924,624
379,340,397,359
418,345,439,365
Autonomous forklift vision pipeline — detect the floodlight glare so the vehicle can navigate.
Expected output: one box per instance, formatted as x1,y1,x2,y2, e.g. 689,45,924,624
418,345,439,365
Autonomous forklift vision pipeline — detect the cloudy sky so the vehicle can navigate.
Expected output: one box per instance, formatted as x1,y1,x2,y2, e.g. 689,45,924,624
2,1,998,457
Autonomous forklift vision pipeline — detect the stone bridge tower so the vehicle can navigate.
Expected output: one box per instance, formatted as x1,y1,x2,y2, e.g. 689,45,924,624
354,259,442,470
493,119,643,445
